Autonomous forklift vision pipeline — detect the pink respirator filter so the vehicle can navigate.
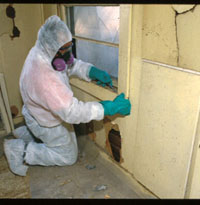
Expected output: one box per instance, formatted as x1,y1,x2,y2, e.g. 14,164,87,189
53,58,66,71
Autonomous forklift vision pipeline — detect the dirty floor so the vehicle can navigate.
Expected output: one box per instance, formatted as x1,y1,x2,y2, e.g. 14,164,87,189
0,131,156,199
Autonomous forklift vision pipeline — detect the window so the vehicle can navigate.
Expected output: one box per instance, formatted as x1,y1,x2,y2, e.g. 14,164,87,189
65,5,120,90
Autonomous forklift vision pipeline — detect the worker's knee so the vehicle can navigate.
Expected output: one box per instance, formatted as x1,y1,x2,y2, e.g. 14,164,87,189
66,154,77,165
61,151,78,166
24,141,78,166
58,145,78,166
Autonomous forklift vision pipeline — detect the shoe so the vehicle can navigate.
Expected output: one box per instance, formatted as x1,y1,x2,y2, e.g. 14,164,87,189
4,139,28,176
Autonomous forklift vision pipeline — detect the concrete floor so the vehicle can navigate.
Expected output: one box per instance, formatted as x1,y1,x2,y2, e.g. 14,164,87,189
0,131,156,199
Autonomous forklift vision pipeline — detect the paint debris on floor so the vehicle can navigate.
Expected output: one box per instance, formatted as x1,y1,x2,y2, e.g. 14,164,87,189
0,155,31,198
0,133,155,199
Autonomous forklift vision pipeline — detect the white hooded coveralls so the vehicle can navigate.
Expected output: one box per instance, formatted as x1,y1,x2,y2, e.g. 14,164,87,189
17,15,104,166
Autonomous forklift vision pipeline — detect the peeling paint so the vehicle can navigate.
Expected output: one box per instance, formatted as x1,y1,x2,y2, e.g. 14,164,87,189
103,117,124,163
85,117,124,163
108,129,121,162
6,5,20,40
0,5,12,37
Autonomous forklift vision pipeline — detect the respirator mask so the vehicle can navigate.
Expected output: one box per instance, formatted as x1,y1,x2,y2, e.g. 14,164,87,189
52,42,74,71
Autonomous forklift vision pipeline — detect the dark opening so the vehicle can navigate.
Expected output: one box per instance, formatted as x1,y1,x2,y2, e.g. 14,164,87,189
108,129,121,163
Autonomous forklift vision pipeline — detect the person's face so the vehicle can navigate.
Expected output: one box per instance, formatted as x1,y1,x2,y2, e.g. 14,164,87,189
56,41,74,65
58,41,73,55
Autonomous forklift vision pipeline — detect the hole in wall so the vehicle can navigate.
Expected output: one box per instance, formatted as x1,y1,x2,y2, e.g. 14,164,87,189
108,128,121,163
74,117,123,163
103,117,123,163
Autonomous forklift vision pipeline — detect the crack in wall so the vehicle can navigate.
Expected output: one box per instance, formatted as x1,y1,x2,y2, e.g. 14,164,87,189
173,5,197,66
172,5,196,14
174,11,179,66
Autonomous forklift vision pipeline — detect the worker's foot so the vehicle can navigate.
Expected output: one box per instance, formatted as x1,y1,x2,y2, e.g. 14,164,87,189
13,125,34,144
4,139,28,176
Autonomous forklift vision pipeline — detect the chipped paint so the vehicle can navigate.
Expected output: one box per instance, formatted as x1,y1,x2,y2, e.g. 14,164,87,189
108,129,121,162
103,117,124,163
0,5,12,37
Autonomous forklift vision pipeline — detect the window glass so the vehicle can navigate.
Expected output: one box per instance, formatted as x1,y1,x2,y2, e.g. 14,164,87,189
66,6,119,80
76,39,118,78
73,6,119,44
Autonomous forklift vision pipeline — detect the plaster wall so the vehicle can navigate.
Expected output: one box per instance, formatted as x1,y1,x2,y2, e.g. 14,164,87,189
0,4,43,124
43,4,57,20
132,62,200,198
142,5,178,66
72,62,200,198
176,5,200,72
142,4,200,72
71,4,200,198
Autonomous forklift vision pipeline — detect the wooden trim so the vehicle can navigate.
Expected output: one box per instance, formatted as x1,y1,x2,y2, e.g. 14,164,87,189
72,35,119,48
118,5,133,97
143,59,200,76
0,74,14,132
70,78,117,101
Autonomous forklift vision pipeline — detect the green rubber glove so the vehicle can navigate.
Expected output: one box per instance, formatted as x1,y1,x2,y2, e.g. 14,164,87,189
99,93,131,116
89,66,113,87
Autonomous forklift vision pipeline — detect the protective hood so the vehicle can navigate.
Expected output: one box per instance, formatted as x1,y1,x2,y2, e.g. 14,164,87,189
35,15,72,62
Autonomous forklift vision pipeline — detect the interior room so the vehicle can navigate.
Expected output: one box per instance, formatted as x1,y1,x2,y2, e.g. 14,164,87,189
0,4,200,199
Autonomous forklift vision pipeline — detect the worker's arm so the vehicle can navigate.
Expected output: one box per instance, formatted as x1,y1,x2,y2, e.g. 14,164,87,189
67,59,113,87
67,58,92,82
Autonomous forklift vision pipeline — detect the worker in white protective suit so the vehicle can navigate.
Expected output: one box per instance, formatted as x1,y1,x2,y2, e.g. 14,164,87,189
4,15,131,176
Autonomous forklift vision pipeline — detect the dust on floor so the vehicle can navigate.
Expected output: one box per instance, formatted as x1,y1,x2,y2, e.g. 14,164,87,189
0,155,31,198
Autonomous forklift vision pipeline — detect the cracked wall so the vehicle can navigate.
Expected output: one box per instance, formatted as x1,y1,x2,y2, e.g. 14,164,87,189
142,5,178,66
71,5,200,198
173,5,196,66
175,5,200,72
137,5,200,198
142,4,200,72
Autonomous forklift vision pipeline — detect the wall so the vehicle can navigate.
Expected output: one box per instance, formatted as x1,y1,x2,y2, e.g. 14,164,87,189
142,5,178,66
70,4,200,198
132,62,200,198
0,4,44,124
141,5,200,198
142,4,199,72
43,4,58,20
0,4,58,125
